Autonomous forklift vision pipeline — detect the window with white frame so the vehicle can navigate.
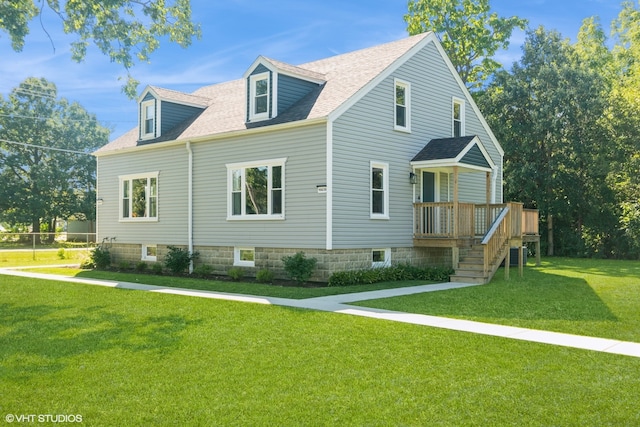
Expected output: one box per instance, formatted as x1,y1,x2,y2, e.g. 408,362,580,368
227,158,285,219
141,100,156,139
120,172,158,221
394,79,411,132
249,72,270,121
453,98,465,137
372,248,391,268
234,247,255,267
370,161,389,219
142,244,157,261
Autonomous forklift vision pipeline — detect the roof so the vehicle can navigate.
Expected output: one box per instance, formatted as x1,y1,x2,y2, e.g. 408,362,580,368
95,33,431,155
144,86,210,108
411,136,495,172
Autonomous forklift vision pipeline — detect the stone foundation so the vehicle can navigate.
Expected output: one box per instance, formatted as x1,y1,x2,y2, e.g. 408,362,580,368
105,243,452,282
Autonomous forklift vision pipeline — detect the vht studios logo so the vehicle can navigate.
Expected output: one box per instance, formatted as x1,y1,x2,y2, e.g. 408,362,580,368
5,414,83,423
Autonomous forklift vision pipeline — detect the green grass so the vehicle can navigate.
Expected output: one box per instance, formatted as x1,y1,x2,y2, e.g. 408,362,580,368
1,275,640,425
354,257,640,342
20,267,432,299
0,248,89,267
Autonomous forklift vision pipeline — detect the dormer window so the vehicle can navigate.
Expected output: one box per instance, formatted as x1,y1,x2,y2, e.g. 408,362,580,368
141,100,156,139
249,72,270,121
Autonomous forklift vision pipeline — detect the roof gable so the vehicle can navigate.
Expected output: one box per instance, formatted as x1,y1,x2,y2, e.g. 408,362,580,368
411,136,495,172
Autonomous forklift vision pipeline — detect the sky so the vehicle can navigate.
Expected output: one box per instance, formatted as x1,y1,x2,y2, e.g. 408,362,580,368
0,0,628,141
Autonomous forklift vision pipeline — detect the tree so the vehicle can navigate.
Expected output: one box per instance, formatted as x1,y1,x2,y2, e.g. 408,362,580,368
405,0,527,89
0,77,110,241
478,27,614,256
0,0,201,97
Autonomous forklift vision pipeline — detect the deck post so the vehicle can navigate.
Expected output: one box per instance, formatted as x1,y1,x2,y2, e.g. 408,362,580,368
453,166,459,239
486,171,491,231
504,246,510,280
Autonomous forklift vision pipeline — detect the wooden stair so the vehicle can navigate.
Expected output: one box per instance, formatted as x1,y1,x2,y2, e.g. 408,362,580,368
450,242,508,284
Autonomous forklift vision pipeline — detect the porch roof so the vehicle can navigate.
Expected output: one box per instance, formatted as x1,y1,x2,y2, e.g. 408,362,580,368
410,135,495,172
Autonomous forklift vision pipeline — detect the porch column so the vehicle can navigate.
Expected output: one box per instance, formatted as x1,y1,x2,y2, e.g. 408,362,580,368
452,166,460,269
486,171,491,231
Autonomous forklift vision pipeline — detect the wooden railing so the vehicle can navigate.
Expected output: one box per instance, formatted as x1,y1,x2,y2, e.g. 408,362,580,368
481,206,511,277
414,202,533,239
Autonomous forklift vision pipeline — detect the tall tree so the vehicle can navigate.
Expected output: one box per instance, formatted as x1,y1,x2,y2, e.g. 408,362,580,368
0,0,201,97
478,27,613,256
0,77,110,241
405,0,527,89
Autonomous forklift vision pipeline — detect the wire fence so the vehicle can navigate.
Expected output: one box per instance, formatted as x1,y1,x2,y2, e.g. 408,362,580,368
0,233,97,261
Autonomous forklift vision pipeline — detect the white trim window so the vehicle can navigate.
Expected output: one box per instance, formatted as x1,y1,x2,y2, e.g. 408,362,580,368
141,99,156,139
227,158,286,219
394,79,411,132
119,172,159,221
142,244,157,261
372,248,391,268
370,161,389,219
249,72,270,121
453,97,465,137
234,247,255,267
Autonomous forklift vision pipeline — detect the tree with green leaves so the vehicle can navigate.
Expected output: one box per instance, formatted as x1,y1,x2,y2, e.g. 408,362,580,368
405,0,527,89
478,27,614,256
0,0,201,97
0,77,110,241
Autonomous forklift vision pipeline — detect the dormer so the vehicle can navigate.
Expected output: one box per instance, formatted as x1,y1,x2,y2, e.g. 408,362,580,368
138,86,209,141
243,56,325,123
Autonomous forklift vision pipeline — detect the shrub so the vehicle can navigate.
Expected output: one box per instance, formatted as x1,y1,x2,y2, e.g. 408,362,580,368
227,266,245,281
328,264,454,287
193,264,213,277
57,248,66,260
87,246,111,269
135,261,148,272
151,262,163,275
256,268,275,284
164,246,199,275
118,261,131,271
282,252,317,284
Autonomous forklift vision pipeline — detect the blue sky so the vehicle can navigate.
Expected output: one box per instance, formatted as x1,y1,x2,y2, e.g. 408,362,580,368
0,0,626,140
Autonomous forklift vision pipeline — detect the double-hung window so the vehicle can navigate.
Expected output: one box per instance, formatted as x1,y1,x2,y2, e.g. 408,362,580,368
141,100,156,139
453,97,465,137
394,79,411,132
227,158,286,219
120,172,159,221
370,161,389,219
249,72,270,121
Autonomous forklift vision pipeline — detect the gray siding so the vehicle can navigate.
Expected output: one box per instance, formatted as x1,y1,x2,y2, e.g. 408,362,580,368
97,144,189,245
331,40,503,249
191,123,327,248
277,74,319,114
160,101,202,135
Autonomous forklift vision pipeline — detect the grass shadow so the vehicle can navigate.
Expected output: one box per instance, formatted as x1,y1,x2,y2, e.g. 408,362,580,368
0,302,195,379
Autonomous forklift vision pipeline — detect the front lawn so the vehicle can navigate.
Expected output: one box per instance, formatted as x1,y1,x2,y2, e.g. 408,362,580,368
354,257,640,342
0,248,89,267
1,275,639,425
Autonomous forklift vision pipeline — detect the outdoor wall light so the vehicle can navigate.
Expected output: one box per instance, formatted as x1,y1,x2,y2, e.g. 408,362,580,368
409,172,418,185
96,198,104,205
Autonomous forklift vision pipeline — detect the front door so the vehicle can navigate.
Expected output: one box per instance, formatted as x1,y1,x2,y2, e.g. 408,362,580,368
422,172,436,234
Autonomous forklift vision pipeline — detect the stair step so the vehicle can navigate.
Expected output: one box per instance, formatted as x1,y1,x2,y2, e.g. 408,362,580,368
450,275,487,284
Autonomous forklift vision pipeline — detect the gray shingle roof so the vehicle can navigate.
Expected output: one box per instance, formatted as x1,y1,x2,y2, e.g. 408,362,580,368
96,33,429,155
411,136,477,162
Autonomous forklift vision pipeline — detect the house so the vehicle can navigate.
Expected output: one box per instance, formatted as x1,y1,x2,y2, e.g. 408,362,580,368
94,32,539,283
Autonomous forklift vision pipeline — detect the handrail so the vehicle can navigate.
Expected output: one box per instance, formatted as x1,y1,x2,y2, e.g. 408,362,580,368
481,206,510,245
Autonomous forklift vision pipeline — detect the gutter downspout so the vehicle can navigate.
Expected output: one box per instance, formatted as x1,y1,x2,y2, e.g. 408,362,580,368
186,140,194,273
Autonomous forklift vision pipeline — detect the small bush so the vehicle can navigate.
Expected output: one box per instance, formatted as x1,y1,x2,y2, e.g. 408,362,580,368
256,268,275,284
87,246,111,269
328,264,454,287
164,246,199,275
151,262,163,275
282,252,317,284
227,266,245,281
193,264,213,277
135,261,148,272
57,248,66,260
118,261,131,271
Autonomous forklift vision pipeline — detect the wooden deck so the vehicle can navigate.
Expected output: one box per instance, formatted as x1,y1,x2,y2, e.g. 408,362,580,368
413,202,540,283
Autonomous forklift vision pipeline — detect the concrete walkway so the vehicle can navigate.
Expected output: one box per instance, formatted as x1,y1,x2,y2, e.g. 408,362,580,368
2,267,640,359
